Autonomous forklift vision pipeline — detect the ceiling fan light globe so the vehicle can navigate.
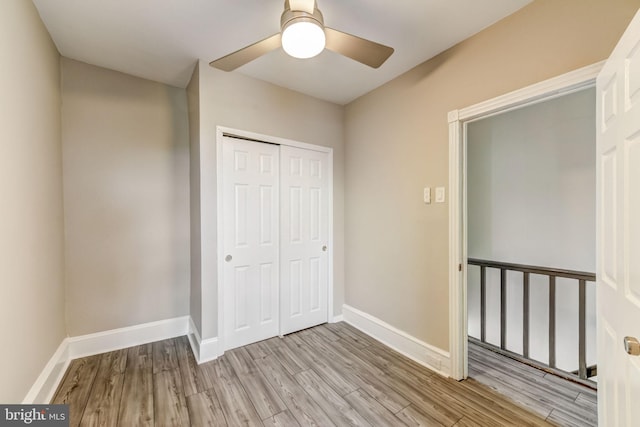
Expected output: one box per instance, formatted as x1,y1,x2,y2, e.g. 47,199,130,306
281,21,325,59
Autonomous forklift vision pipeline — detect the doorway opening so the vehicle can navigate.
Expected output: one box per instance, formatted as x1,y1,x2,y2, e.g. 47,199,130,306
448,63,602,422
465,87,598,424
466,86,597,383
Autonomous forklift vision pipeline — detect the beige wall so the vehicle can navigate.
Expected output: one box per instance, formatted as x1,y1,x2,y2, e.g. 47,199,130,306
187,63,202,334
62,59,190,336
0,0,66,402
192,62,345,339
344,0,640,351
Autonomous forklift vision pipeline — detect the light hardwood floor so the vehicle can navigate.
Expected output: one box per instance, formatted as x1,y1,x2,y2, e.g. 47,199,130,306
468,341,597,427
53,322,559,426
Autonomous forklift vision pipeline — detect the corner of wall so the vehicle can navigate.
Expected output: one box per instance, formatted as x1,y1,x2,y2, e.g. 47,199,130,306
188,316,220,364
193,65,220,341
187,61,203,335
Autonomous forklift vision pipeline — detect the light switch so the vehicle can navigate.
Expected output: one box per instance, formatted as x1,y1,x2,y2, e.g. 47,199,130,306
423,187,431,204
435,187,445,203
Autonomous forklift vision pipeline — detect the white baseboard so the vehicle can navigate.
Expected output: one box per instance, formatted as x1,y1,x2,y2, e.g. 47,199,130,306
187,317,220,364
187,317,202,361
342,304,451,377
67,316,190,359
25,316,191,403
197,337,219,363
23,339,71,404
27,308,447,403
332,314,344,323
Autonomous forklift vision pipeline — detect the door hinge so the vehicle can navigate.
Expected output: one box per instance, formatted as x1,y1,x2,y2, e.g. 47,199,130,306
458,263,462,272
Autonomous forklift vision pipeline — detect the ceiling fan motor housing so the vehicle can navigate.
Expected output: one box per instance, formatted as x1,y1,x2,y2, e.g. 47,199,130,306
281,2,325,33
280,1,326,59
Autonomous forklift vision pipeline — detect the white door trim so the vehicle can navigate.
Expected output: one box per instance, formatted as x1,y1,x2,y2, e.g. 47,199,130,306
216,126,334,353
447,61,604,380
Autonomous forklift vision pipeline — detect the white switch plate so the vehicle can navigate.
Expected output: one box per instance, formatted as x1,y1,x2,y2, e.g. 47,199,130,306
423,187,431,204
435,187,445,203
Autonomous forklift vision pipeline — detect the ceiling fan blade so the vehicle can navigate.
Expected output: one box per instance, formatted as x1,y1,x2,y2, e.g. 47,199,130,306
324,27,394,69
288,0,316,13
209,33,281,71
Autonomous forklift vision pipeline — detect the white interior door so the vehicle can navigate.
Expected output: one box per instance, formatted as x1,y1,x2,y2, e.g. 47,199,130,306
222,136,280,350
280,145,329,334
596,9,640,426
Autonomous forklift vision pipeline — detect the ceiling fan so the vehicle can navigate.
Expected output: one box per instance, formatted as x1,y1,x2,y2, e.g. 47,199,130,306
209,0,394,71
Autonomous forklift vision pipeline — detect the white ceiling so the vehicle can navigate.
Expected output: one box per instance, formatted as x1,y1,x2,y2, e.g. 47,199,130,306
32,0,532,105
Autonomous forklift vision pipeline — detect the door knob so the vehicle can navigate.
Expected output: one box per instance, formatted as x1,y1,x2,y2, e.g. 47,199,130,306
322,245,327,252
225,255,232,262
624,336,640,356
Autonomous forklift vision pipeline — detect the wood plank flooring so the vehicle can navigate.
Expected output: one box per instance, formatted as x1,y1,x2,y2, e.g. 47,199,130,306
53,323,563,426
468,341,598,427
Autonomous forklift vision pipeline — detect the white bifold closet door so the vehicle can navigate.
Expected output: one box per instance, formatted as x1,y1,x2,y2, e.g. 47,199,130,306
280,145,329,335
222,138,280,350
222,136,329,351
